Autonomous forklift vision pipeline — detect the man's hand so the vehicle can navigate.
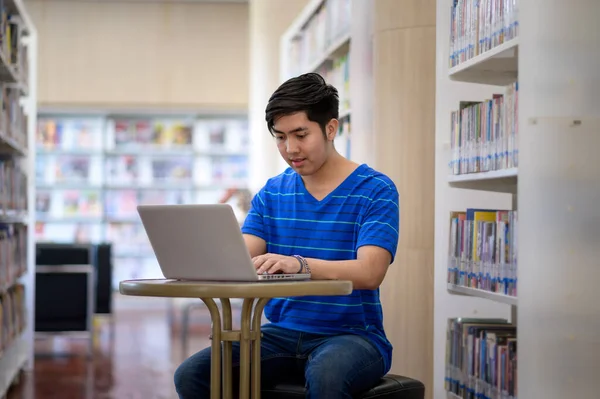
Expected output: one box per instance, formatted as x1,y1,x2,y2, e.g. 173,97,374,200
252,253,301,275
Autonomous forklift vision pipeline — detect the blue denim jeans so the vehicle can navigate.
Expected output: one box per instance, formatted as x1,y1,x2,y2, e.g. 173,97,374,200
174,323,385,399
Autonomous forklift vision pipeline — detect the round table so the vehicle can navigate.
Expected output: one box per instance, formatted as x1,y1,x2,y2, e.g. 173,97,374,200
119,279,353,399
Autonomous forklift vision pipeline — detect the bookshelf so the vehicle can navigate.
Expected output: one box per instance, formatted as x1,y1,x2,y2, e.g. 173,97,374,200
280,0,375,164
436,1,520,398
435,0,600,397
0,0,37,396
35,112,250,289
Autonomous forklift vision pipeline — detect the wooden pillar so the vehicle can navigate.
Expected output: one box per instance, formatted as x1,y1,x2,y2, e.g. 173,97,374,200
372,1,435,397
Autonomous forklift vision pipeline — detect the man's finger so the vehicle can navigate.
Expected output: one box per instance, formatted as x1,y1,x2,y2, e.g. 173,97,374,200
257,258,275,274
252,255,264,269
263,261,281,275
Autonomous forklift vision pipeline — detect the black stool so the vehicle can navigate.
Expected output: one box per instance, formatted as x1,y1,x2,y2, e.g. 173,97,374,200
261,374,425,399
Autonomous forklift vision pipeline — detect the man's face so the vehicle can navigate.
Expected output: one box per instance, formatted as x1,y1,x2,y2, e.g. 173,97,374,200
271,112,335,176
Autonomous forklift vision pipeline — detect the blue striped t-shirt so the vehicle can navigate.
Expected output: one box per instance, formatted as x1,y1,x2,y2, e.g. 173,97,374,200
241,163,400,372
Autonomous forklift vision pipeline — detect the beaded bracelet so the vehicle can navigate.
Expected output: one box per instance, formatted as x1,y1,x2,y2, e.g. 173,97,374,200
292,255,311,276
292,255,304,273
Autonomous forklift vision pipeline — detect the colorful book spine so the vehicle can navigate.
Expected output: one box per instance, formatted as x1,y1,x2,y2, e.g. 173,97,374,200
449,82,518,175
445,317,517,399
447,208,518,297
449,0,519,68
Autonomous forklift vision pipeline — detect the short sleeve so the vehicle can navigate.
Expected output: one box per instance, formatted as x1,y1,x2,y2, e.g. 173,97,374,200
241,188,267,241
356,184,400,263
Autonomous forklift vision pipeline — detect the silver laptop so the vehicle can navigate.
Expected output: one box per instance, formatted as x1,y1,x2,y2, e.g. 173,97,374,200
137,204,310,282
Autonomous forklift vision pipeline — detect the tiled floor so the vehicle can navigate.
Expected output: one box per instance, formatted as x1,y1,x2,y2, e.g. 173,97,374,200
6,294,223,399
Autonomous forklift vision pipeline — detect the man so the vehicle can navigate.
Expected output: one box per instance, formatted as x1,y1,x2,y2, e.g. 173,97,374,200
174,73,399,398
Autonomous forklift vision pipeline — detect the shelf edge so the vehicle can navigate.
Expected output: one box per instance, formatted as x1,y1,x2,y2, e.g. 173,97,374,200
447,283,518,306
448,38,519,77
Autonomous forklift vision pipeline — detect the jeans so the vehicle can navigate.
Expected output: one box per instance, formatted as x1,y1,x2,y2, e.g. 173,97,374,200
174,323,385,399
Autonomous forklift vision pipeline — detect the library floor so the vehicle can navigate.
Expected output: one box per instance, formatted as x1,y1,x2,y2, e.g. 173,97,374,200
7,294,223,399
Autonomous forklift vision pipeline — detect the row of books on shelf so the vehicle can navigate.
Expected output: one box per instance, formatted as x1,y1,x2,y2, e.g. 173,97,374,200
445,317,517,399
36,190,101,219
448,209,517,297
0,158,26,215
36,187,243,221
36,117,249,153
0,84,27,150
12,19,28,86
103,189,197,220
0,0,28,83
36,154,248,187
450,82,518,175
316,52,350,113
287,0,351,74
35,222,101,244
0,283,26,352
0,223,26,289
449,0,519,68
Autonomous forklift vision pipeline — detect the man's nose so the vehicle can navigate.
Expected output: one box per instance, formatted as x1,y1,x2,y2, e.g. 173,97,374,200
286,137,299,153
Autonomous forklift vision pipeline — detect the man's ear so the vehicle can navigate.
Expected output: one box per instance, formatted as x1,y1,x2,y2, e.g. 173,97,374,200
326,118,339,141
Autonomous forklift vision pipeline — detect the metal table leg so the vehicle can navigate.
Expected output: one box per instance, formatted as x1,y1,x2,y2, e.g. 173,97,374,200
200,297,269,399
251,299,270,399
238,298,254,399
220,299,233,399
200,298,223,399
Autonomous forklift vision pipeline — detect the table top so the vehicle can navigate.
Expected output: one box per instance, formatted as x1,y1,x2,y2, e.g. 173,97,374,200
119,278,353,299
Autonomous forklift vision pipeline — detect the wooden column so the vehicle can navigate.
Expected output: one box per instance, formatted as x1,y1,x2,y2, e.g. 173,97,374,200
372,1,435,397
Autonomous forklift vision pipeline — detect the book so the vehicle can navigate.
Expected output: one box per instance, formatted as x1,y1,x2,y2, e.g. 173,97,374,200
445,317,517,399
448,208,517,296
449,0,519,68
449,82,518,176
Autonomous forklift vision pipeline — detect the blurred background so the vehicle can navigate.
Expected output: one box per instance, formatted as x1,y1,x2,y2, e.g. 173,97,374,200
3,0,590,399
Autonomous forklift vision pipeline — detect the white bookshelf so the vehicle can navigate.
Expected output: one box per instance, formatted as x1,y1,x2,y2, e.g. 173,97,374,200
0,0,37,396
435,1,519,398
305,31,351,74
280,0,375,165
438,0,600,398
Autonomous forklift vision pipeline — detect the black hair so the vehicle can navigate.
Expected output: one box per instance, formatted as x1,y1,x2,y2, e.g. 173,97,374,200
265,72,339,136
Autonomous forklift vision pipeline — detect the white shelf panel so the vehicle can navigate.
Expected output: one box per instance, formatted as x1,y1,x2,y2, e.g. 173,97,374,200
448,168,517,193
307,32,351,74
447,283,517,306
0,333,28,397
447,392,461,399
285,0,324,38
449,38,519,86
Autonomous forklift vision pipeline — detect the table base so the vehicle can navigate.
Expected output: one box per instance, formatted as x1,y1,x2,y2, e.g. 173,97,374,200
202,297,270,399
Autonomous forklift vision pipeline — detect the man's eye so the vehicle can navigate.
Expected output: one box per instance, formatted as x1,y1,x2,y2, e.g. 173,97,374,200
296,135,306,139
